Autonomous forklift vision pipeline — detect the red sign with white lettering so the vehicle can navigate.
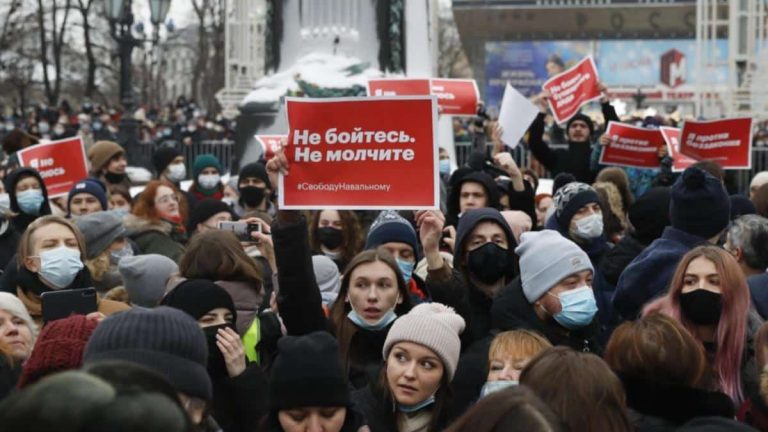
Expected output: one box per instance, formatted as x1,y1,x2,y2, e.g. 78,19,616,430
599,122,664,169
255,135,286,160
367,79,432,97
660,127,696,172
679,118,752,169
543,56,602,124
280,96,439,210
367,78,479,116
17,137,89,197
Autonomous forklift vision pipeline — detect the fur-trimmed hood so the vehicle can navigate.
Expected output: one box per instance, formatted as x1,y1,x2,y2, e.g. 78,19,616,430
123,214,174,236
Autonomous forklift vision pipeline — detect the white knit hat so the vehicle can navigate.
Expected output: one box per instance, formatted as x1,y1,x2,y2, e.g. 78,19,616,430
0,292,38,337
383,303,465,380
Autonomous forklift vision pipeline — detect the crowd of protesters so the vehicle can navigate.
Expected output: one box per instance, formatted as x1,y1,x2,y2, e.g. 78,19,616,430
2,84,768,432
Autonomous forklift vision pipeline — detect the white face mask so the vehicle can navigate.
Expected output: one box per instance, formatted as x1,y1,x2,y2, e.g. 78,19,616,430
573,213,603,239
0,193,10,214
167,163,186,183
198,174,221,190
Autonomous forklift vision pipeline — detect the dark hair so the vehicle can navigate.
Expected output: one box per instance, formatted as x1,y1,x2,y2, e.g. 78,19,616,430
754,184,768,218
605,313,707,387
445,386,564,432
328,249,412,368
308,210,364,265
179,230,263,288
521,168,539,192
108,184,133,205
521,347,632,432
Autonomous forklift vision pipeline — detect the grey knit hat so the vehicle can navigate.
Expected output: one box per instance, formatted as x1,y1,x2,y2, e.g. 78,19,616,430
73,211,125,259
383,303,465,380
119,254,179,308
553,182,600,228
515,230,594,303
312,255,340,306
83,306,211,401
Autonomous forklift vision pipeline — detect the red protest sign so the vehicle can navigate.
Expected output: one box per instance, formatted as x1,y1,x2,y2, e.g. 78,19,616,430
281,96,439,210
16,137,89,197
599,122,664,169
543,56,602,124
680,118,752,169
367,78,479,116
367,78,431,97
430,79,479,116
660,127,696,172
255,135,286,160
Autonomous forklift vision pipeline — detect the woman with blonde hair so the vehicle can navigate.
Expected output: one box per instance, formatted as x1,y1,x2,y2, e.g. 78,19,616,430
480,330,551,397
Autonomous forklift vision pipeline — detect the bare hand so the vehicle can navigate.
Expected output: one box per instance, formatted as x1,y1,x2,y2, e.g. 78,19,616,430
597,81,609,102
85,312,106,323
658,145,669,158
493,152,521,178
265,138,290,192
416,210,445,254
599,134,611,146
217,327,247,378
244,217,276,272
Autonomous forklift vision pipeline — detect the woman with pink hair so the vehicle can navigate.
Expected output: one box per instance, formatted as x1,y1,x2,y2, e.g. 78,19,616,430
643,245,760,404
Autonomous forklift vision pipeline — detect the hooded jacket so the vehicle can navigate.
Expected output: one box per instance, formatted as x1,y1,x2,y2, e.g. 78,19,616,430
446,171,501,228
5,168,52,233
123,214,186,262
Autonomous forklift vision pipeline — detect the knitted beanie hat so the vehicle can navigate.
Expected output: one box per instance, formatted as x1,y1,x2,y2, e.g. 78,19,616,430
628,187,671,244
365,210,419,258
192,154,223,179
74,211,126,259
270,331,349,410
83,306,211,401
152,146,182,176
553,182,601,228
383,303,465,380
67,179,108,213
313,255,341,305
17,314,98,388
118,254,179,308
160,279,236,324
670,167,730,239
237,162,271,190
88,141,124,172
515,230,594,303
0,292,37,337
187,198,235,232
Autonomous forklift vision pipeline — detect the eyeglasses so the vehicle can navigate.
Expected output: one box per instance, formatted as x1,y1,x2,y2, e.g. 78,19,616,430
155,194,179,205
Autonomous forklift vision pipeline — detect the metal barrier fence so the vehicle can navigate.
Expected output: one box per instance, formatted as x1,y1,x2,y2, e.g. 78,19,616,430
454,140,768,196
129,140,236,175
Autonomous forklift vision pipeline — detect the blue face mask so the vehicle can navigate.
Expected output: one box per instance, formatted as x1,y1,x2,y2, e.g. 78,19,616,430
397,259,415,284
439,159,451,175
398,395,436,413
550,286,598,330
112,208,130,219
480,380,518,398
35,246,84,289
16,189,44,215
110,244,134,265
347,303,398,331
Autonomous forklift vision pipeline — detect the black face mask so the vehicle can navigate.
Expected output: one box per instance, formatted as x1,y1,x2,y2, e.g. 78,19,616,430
202,323,236,380
679,289,722,326
467,242,509,285
317,226,344,250
240,186,265,208
104,172,126,184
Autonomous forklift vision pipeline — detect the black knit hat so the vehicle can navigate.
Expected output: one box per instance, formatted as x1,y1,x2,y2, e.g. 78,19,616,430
238,162,271,190
553,182,601,228
152,146,182,176
187,198,236,232
670,167,730,239
628,187,671,244
83,307,211,401
552,173,577,197
161,279,237,324
269,331,349,410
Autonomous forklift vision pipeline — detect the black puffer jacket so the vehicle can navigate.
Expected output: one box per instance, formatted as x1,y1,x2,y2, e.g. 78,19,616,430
600,234,646,287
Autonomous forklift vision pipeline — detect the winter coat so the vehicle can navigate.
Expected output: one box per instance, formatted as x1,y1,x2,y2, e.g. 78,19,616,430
620,374,735,432
351,384,451,432
211,365,268,432
0,221,19,274
5,168,52,233
748,273,768,320
14,266,129,328
613,226,709,320
600,234,647,288
0,355,20,401
490,277,601,353
213,280,265,336
123,214,186,262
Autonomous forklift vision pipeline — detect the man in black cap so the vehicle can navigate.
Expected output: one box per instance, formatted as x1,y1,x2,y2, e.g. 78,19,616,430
526,84,617,184
235,162,274,218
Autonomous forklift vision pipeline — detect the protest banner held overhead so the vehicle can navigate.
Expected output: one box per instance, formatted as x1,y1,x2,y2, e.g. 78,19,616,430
660,127,696,172
255,135,287,160
366,78,432,97
542,56,602,124
367,78,479,116
17,137,89,197
679,118,753,169
281,96,439,210
599,122,665,169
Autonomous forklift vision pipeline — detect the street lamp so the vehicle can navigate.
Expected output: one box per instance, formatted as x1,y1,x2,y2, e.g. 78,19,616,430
104,0,171,159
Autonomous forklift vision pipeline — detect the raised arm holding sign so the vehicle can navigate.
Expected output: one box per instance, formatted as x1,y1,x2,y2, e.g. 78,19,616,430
279,96,439,210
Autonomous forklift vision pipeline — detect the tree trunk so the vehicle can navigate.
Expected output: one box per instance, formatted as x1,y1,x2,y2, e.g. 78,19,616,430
37,0,54,104
79,0,97,98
